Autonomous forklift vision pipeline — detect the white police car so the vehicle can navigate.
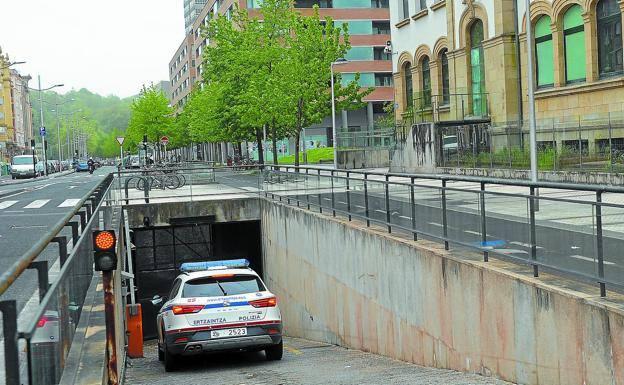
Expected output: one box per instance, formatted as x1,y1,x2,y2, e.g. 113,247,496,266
155,259,283,371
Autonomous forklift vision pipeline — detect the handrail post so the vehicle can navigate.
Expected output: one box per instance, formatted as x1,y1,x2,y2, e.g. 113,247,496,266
53,236,68,266
306,168,310,210
331,170,336,217
529,186,539,277
28,260,50,301
364,174,370,227
411,176,417,241
442,180,449,250
318,169,322,213
385,175,391,233
480,182,488,262
346,171,351,221
596,191,606,297
0,300,19,385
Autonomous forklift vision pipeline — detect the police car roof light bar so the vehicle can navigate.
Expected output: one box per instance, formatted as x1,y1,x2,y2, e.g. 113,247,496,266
180,259,250,272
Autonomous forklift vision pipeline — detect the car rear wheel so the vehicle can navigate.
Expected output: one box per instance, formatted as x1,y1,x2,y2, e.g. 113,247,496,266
163,343,178,372
265,340,283,361
157,343,164,361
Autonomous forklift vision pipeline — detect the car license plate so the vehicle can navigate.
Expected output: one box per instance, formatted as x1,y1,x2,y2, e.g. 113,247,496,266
210,327,247,339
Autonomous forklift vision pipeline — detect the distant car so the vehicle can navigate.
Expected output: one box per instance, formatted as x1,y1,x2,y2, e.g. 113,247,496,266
10,155,40,179
155,259,283,372
127,155,140,169
75,160,89,172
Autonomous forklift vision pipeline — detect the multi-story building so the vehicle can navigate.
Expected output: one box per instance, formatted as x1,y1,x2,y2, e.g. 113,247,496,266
0,54,15,162
168,35,195,111
184,0,209,34
10,69,32,153
390,0,624,158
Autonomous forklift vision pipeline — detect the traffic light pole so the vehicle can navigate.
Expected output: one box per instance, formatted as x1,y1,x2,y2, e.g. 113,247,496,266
38,75,48,176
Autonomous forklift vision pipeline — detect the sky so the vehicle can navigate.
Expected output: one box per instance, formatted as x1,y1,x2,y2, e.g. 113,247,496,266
0,0,184,98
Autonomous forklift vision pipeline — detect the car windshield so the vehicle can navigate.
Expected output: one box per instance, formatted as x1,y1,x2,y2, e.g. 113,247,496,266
182,275,265,298
12,157,32,165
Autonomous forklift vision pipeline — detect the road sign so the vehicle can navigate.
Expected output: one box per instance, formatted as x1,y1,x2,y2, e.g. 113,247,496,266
116,136,125,146
39,127,46,137
160,136,169,146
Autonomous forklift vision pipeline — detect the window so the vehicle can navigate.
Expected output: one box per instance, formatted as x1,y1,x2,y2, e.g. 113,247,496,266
371,0,389,8
416,0,426,12
469,19,486,115
563,5,586,83
374,47,392,60
535,15,554,87
247,0,264,7
375,73,393,86
401,0,410,19
334,0,369,7
372,21,391,34
182,275,266,298
372,102,386,113
440,49,450,104
346,46,374,60
337,20,373,34
597,0,623,77
168,279,182,299
403,62,413,108
421,56,431,107
294,0,332,7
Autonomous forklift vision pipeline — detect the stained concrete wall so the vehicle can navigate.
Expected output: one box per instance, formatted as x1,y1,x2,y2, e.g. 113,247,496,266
337,149,390,169
390,123,439,173
261,201,624,385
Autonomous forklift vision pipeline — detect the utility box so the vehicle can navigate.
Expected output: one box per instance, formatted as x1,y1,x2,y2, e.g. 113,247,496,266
126,304,144,358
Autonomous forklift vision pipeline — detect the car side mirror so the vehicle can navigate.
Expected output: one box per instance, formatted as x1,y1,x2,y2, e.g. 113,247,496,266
151,295,164,306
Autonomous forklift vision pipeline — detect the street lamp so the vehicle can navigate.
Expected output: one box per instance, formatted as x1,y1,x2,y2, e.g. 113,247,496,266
330,58,348,170
49,98,76,162
524,0,538,183
0,61,26,70
30,76,63,176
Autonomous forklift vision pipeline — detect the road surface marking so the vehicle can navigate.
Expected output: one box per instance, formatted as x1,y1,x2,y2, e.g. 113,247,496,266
428,222,443,227
0,200,18,209
284,345,303,355
68,186,77,189
398,215,411,220
569,255,615,265
510,241,544,249
464,230,481,235
58,199,81,208
24,199,50,209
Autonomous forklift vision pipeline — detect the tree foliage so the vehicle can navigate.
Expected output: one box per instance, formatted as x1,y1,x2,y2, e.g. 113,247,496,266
125,85,176,150
182,0,372,164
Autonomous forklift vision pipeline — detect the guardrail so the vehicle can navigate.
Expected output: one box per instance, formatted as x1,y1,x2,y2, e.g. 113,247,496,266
261,165,624,297
0,174,113,385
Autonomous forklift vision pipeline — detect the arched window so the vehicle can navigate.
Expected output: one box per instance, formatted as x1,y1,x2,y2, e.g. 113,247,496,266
597,0,623,77
469,19,486,115
535,15,554,87
403,62,413,110
440,49,450,104
563,5,586,83
421,56,431,107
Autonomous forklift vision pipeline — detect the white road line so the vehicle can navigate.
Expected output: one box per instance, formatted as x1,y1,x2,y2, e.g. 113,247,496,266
58,198,81,208
428,222,443,227
510,241,544,249
569,255,616,266
464,230,481,235
68,186,77,189
398,215,411,220
0,200,18,209
23,199,50,209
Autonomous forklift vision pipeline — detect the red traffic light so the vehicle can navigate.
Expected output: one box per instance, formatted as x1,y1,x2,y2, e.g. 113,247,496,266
94,230,116,251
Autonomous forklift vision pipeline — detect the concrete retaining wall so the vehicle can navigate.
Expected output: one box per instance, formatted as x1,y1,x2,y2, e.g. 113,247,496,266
337,149,390,169
261,201,624,385
438,167,624,186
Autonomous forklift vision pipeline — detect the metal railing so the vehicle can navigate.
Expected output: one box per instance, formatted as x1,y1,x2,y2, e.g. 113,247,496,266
260,165,624,297
406,92,491,124
0,174,113,385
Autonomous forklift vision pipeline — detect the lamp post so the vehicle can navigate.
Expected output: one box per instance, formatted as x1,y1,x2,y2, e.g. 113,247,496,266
524,0,538,182
0,61,26,70
32,76,63,176
330,58,348,170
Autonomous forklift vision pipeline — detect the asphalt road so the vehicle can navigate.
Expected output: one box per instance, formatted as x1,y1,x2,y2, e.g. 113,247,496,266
126,338,511,385
0,168,114,311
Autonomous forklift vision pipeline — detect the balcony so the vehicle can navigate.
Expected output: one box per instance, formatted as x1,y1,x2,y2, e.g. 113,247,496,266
402,92,491,125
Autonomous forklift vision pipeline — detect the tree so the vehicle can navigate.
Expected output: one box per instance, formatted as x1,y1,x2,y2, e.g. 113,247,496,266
279,7,372,166
126,85,175,150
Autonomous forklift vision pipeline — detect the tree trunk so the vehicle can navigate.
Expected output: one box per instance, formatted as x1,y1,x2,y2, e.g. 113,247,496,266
271,120,278,166
236,142,242,161
294,132,301,167
255,128,264,165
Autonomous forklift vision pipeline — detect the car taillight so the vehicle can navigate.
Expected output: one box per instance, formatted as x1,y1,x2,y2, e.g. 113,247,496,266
172,305,204,315
37,316,50,328
249,296,277,308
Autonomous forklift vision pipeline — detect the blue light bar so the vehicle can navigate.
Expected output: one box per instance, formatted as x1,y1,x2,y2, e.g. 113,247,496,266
180,259,250,272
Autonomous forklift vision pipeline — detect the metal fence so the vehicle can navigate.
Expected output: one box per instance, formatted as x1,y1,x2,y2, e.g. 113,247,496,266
428,112,624,172
260,165,624,297
0,174,113,385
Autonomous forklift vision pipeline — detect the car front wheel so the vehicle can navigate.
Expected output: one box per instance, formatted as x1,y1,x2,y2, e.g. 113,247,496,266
265,340,283,361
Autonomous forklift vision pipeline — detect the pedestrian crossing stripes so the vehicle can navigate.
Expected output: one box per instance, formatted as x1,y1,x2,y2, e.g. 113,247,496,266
24,199,51,209
0,200,18,209
0,198,84,210
58,199,81,208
